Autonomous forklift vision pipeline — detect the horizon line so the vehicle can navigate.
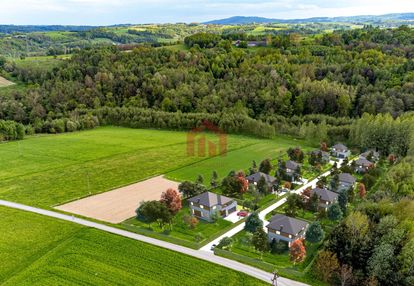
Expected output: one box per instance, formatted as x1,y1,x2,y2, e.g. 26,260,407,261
0,11,413,27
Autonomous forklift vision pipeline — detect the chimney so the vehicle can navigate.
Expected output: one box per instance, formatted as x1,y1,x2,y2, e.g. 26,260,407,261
279,225,284,231
217,194,222,206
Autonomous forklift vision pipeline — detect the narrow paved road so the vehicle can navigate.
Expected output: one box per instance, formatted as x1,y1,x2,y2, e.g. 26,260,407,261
0,199,308,286
202,166,335,252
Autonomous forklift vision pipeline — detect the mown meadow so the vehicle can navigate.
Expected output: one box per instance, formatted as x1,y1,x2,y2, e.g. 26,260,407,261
0,126,312,208
0,206,266,286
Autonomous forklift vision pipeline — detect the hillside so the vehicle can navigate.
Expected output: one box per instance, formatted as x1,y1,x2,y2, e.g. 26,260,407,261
204,12,414,25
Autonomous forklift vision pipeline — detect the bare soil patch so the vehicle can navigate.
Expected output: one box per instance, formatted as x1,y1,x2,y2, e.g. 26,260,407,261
55,176,180,223
0,76,14,87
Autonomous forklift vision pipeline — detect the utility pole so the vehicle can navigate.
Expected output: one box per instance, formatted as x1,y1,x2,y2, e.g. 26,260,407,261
271,271,279,286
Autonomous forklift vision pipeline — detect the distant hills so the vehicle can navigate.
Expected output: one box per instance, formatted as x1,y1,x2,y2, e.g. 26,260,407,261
0,25,98,34
204,13,414,25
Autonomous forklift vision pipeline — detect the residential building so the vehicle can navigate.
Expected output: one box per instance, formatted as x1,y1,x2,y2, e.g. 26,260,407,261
337,173,356,193
188,192,237,222
331,143,351,159
246,172,278,191
266,214,309,247
310,150,330,164
234,40,266,47
354,157,374,173
285,160,301,181
361,150,380,162
310,187,339,209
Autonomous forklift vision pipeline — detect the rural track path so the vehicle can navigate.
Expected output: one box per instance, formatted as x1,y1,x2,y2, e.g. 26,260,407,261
0,199,307,286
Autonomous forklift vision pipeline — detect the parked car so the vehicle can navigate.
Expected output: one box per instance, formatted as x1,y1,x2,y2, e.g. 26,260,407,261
237,210,249,217
210,244,217,251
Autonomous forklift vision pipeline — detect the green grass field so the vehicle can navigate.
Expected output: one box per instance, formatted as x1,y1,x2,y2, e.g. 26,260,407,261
14,55,69,70
166,137,312,182
0,206,265,286
0,126,310,208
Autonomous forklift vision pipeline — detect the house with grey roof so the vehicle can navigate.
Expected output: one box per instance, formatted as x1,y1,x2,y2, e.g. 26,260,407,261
310,150,330,164
284,160,301,181
361,150,380,162
266,214,309,247
337,173,356,193
235,40,266,47
246,172,278,191
188,192,237,222
354,157,374,173
310,187,339,209
331,143,351,159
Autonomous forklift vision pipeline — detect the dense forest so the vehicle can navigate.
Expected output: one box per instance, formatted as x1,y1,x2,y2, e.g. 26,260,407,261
0,26,413,137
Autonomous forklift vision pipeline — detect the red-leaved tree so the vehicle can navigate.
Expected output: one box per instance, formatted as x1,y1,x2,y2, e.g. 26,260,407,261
160,188,182,215
358,183,366,199
302,187,312,199
388,154,397,165
284,181,292,190
290,238,306,265
320,142,328,152
236,171,249,194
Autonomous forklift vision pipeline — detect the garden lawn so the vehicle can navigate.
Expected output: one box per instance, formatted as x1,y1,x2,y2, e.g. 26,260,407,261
266,208,337,229
122,205,232,247
219,230,323,285
0,206,266,286
0,126,309,208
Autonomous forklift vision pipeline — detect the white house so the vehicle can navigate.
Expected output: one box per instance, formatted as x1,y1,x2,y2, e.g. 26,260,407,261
188,192,237,222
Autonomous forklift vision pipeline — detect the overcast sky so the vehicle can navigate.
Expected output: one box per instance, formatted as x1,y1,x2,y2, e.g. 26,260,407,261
0,0,413,25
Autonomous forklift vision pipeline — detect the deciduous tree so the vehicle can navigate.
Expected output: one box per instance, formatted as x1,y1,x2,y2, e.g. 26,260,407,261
290,239,306,265
327,203,343,221
252,228,269,259
259,159,272,174
160,188,182,215
306,221,324,243
285,193,303,217
245,212,263,233
358,183,366,199
314,250,340,282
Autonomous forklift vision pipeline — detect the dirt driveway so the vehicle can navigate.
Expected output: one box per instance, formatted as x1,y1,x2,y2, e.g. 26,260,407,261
55,176,180,223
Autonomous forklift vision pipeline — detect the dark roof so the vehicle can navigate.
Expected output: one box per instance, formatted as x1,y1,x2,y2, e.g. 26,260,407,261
246,172,277,184
332,143,349,152
311,187,338,202
338,173,356,184
266,214,308,236
188,192,233,207
286,160,300,170
361,150,380,159
356,157,374,167
311,150,330,157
